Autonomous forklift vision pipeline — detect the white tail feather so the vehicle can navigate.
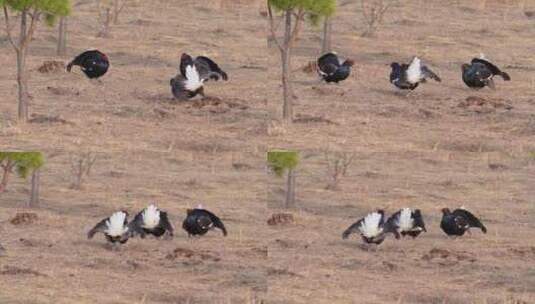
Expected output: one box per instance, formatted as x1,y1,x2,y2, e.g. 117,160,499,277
358,212,383,238
479,53,486,59
142,204,160,229
406,57,422,84
185,65,203,91
397,208,414,231
106,211,128,237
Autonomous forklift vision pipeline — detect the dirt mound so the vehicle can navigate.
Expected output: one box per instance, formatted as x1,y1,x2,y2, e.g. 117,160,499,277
10,212,38,225
267,213,294,226
0,266,45,276
29,114,74,125
457,96,513,113
38,60,65,73
422,248,477,266
46,86,80,96
185,97,249,114
166,247,221,263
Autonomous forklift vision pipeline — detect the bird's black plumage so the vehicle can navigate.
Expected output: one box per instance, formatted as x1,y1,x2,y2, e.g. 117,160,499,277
440,208,487,236
171,53,206,100
67,50,109,79
386,208,427,239
317,52,354,83
461,58,510,89
182,207,227,237
128,205,174,238
87,211,130,244
342,210,396,245
390,57,441,91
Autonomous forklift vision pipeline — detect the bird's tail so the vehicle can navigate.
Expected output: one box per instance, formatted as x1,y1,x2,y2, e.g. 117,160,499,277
210,214,227,236
499,71,511,81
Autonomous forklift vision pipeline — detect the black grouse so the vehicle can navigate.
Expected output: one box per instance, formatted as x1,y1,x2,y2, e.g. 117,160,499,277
87,211,130,246
128,204,174,238
170,53,228,100
461,56,510,89
440,208,487,236
386,208,427,239
390,57,441,90
182,205,227,237
67,49,109,79
342,210,396,245
317,52,354,83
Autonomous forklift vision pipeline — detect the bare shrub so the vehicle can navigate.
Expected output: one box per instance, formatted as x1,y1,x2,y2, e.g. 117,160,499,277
70,151,97,190
324,151,355,190
360,0,397,37
96,0,134,37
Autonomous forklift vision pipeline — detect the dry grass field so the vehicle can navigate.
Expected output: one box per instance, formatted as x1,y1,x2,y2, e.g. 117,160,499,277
1,0,535,303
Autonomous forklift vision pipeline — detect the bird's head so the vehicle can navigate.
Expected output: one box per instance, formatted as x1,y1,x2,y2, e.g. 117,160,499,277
441,208,451,215
390,62,400,69
181,53,191,61
461,63,470,73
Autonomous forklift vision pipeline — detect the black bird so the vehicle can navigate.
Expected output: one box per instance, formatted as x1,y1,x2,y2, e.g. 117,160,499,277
182,205,227,237
440,208,487,236
171,53,205,100
342,210,396,245
128,204,174,238
87,211,130,246
386,208,427,239
461,56,510,89
317,52,354,83
390,57,441,90
67,49,110,79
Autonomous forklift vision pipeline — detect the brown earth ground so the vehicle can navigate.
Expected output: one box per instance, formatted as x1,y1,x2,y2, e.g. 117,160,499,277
0,0,535,303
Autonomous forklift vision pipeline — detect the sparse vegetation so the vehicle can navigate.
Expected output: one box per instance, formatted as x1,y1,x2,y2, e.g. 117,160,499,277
96,0,134,37
69,151,97,190
267,0,335,124
324,150,355,190
1,0,70,122
360,0,396,37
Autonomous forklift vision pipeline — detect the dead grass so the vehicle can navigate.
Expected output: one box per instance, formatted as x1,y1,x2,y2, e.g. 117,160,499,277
0,0,534,303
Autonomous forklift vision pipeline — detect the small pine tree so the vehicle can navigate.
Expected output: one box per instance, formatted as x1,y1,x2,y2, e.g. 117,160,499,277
1,0,71,122
0,152,45,207
267,150,299,208
268,0,335,124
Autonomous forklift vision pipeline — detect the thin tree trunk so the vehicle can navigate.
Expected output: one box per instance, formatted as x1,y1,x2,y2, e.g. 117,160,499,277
321,16,332,54
285,168,295,208
113,0,120,24
17,10,29,122
0,162,12,193
57,17,67,56
29,168,40,208
281,9,293,124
